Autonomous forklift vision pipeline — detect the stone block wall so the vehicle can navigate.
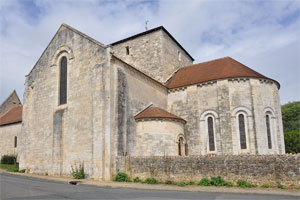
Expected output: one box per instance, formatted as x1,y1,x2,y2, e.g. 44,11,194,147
112,29,192,83
0,123,21,158
167,78,284,155
117,154,300,187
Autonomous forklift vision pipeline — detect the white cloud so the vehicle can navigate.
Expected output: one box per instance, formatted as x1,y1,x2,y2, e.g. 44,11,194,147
0,0,299,104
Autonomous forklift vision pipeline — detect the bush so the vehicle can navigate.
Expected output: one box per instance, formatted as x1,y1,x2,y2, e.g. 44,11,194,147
19,169,25,173
211,176,225,186
1,155,17,165
224,182,233,187
278,184,286,189
198,178,211,186
144,178,158,184
237,179,256,188
71,163,85,179
261,184,270,188
114,172,131,182
186,181,195,185
133,177,142,183
165,180,173,185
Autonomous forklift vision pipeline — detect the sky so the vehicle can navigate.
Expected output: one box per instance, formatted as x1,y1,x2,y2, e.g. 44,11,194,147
0,0,299,105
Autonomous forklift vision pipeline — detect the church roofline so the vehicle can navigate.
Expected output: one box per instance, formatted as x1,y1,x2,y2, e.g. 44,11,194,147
110,26,194,61
26,23,108,77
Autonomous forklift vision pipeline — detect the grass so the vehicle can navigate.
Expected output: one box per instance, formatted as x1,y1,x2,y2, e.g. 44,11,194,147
0,163,19,172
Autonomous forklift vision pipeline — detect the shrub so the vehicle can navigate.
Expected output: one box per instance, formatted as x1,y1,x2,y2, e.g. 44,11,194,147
1,155,17,165
211,176,225,186
133,177,142,183
198,178,211,186
261,184,270,188
237,179,255,188
71,163,85,179
165,180,173,185
144,178,158,184
186,181,195,185
278,184,286,189
224,182,233,187
114,172,131,182
178,181,187,186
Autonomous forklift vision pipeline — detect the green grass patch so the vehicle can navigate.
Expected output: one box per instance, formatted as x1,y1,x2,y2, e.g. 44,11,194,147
277,184,286,189
0,163,19,172
261,184,270,188
144,178,158,184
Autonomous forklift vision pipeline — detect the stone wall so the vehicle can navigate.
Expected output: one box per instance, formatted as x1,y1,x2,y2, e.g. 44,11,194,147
112,29,192,83
167,78,284,155
117,154,300,187
20,24,114,180
135,120,185,156
0,123,21,158
113,58,168,156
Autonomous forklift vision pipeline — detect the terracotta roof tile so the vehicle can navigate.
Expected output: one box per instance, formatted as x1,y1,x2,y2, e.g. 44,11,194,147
135,106,186,123
167,57,279,89
0,105,22,126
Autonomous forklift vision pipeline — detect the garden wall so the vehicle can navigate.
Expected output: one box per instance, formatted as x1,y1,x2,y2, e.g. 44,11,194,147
116,154,300,187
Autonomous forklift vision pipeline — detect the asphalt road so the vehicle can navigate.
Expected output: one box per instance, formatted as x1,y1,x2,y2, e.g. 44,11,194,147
0,173,298,200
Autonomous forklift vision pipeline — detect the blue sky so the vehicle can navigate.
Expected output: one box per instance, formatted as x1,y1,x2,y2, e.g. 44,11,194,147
0,0,299,104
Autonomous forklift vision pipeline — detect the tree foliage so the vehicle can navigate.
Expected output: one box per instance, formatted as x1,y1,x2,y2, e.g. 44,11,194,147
281,101,300,153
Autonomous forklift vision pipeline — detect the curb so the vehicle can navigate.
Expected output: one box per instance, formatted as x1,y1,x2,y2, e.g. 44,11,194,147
1,170,299,197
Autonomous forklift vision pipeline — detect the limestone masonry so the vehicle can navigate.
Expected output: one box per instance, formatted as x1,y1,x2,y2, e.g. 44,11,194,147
0,24,287,182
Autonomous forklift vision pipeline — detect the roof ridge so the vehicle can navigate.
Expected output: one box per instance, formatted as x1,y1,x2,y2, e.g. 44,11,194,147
180,56,231,70
134,103,153,117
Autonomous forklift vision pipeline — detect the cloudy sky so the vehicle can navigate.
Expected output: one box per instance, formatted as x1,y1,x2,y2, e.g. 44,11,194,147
0,0,299,104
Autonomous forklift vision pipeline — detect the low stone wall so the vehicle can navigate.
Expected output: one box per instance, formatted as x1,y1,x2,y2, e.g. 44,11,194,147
116,154,300,187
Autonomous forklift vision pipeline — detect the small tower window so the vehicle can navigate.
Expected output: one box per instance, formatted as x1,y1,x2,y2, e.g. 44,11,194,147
238,114,247,149
178,137,184,156
207,117,215,151
178,50,181,61
59,56,67,105
266,115,272,149
14,136,17,148
126,46,130,55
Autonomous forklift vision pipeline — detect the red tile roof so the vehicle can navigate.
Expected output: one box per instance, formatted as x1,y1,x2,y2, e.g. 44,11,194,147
167,57,279,89
135,106,186,123
0,105,23,126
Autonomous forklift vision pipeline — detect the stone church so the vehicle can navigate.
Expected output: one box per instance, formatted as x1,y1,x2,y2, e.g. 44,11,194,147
1,24,285,180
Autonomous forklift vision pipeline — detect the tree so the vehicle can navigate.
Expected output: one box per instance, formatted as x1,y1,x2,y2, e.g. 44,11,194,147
281,101,300,154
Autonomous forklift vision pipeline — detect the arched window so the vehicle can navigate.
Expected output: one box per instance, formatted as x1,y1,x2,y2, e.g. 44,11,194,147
59,56,67,105
207,117,215,151
238,114,247,149
14,136,17,148
178,137,184,156
266,114,272,149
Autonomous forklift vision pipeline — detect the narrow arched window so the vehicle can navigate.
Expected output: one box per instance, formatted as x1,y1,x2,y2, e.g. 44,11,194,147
14,136,17,148
59,56,67,105
178,137,183,156
238,114,247,149
266,115,272,149
207,117,215,151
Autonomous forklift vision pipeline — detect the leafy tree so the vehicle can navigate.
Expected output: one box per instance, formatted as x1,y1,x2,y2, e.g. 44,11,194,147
281,101,300,153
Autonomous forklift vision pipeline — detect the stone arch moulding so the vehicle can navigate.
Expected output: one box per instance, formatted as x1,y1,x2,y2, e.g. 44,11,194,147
51,46,74,67
175,133,186,144
232,106,252,117
200,110,219,121
263,107,276,118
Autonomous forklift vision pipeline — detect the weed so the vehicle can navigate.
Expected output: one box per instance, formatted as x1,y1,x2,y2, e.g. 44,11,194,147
144,178,158,184
278,184,286,189
133,177,142,183
261,184,270,188
178,181,187,186
114,172,131,182
71,163,85,179
197,178,211,186
237,179,255,188
165,180,173,185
